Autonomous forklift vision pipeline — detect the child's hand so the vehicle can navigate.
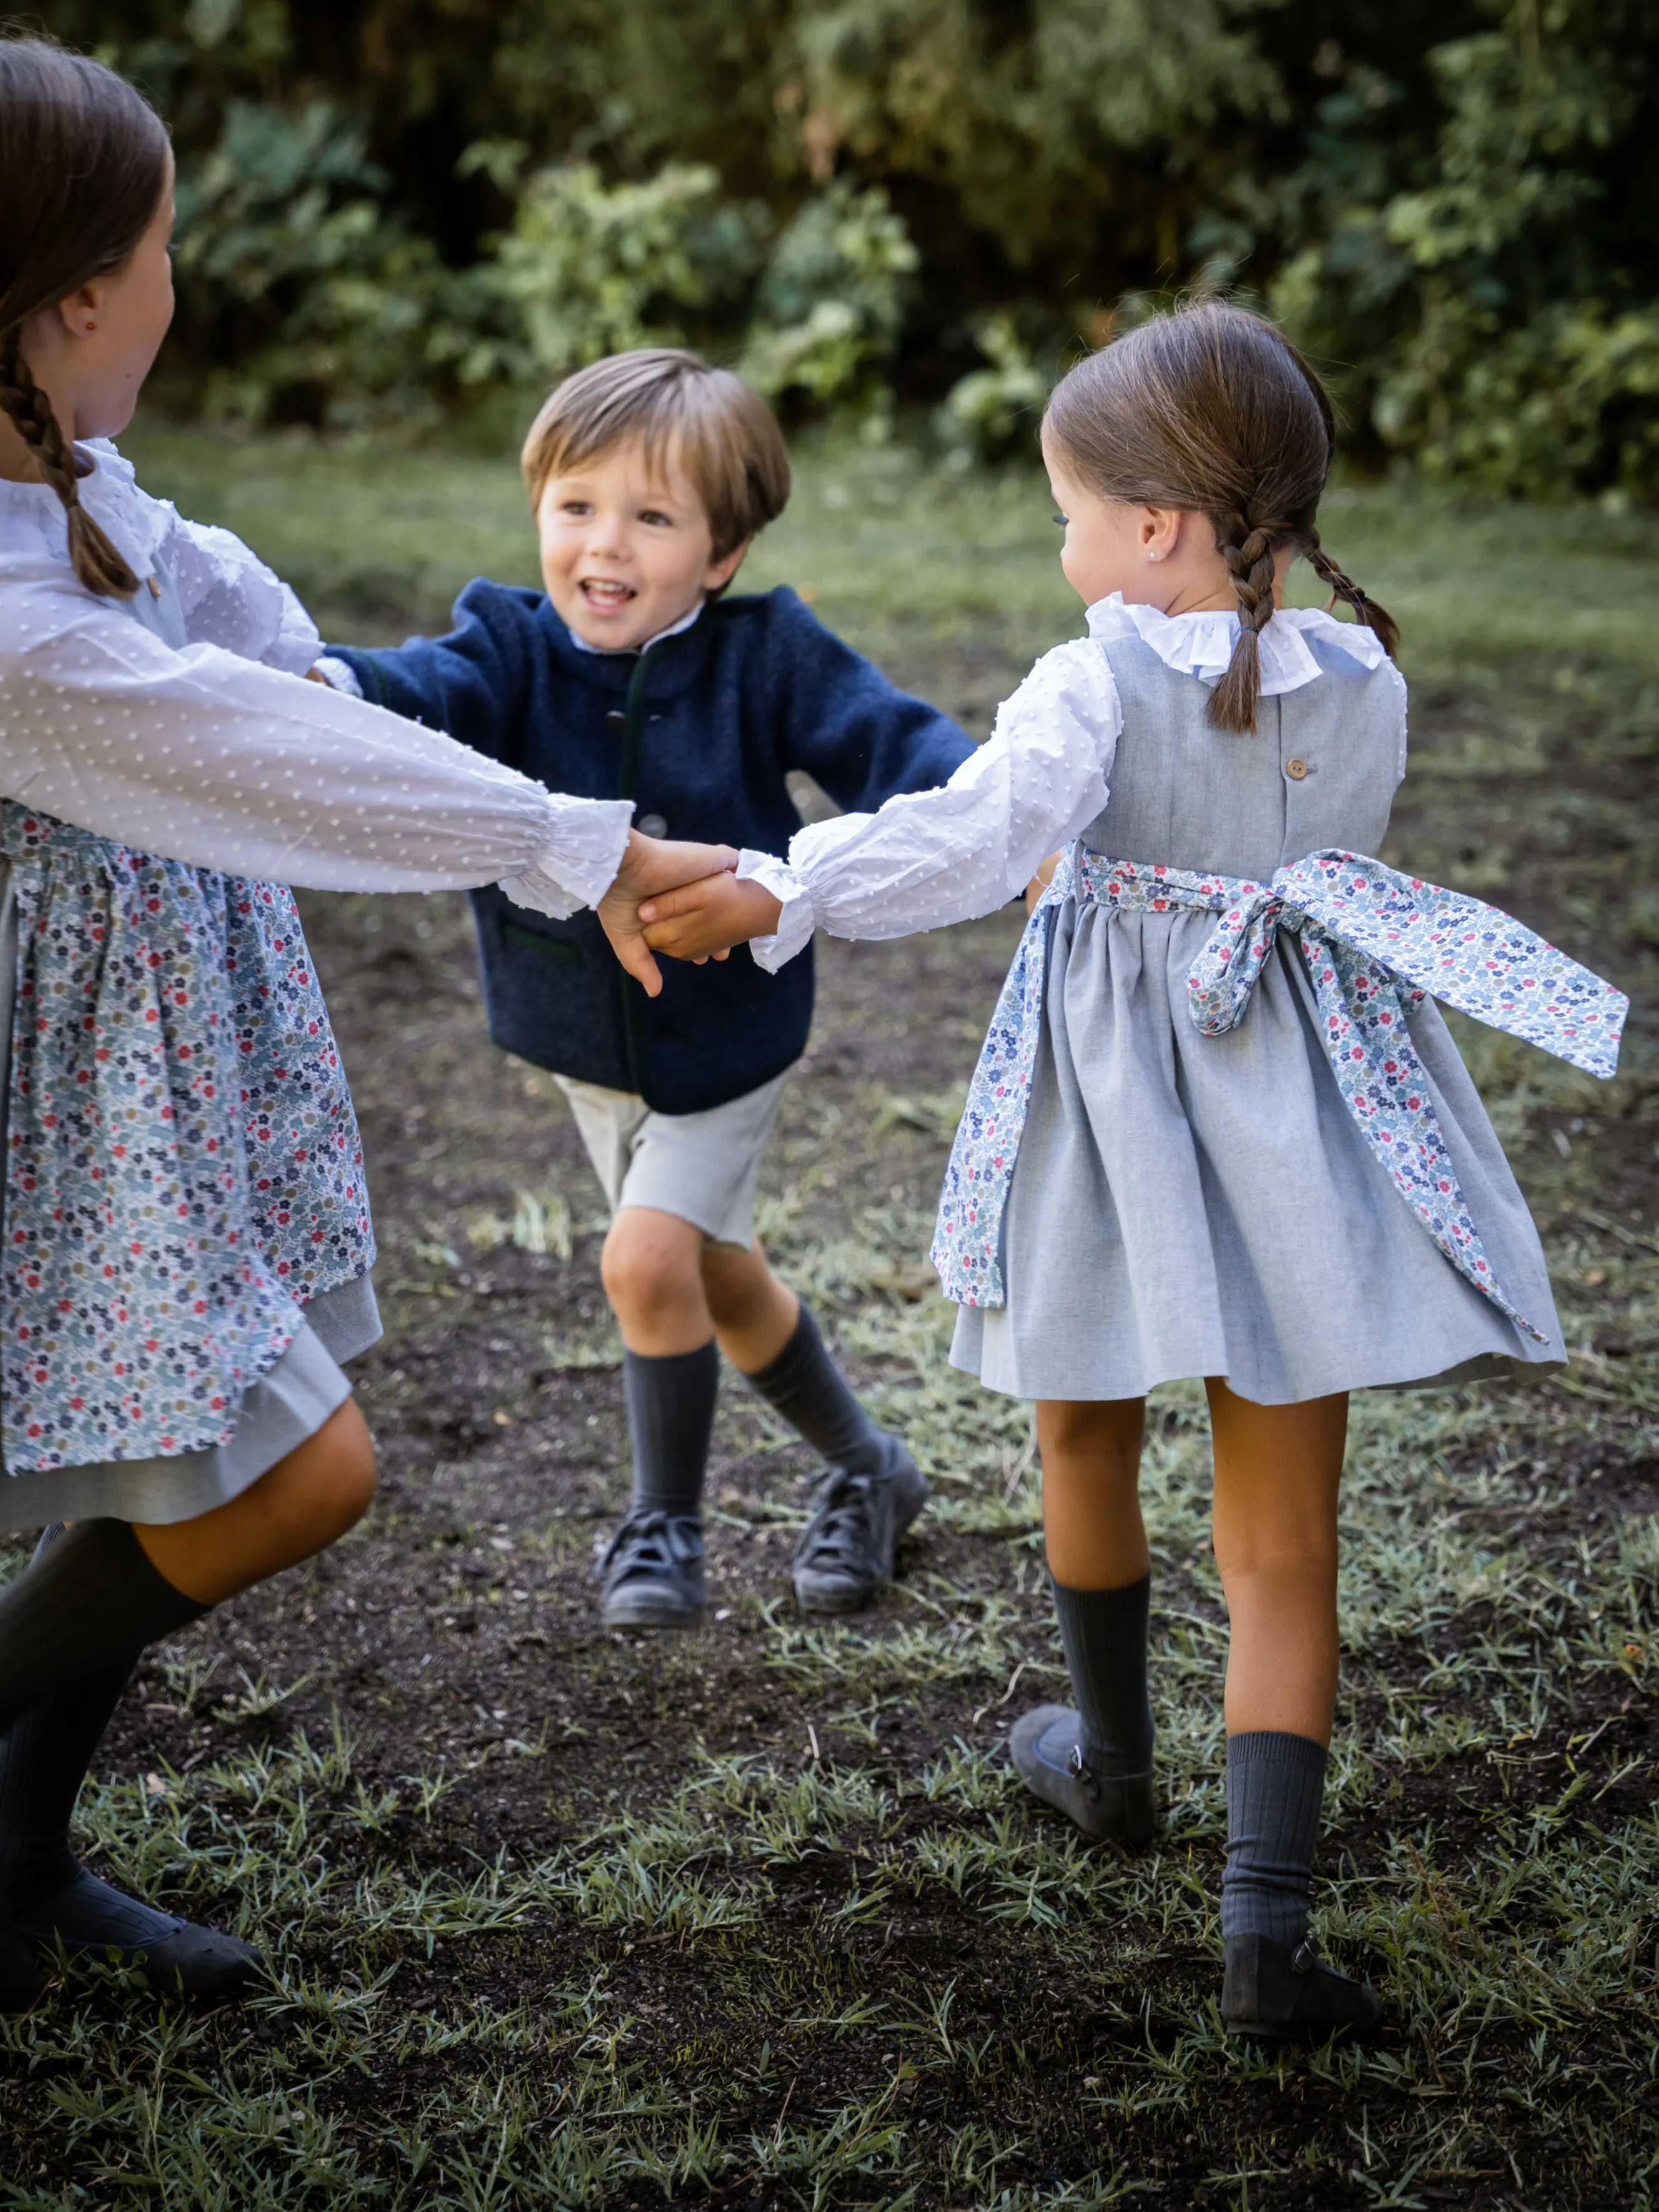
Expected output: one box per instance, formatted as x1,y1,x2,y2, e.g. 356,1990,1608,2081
598,832,739,996
638,872,785,961
1025,852,1061,913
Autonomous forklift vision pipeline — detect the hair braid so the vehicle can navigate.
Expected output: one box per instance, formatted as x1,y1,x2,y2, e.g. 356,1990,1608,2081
0,330,140,598
1304,531,1399,661
1209,509,1279,734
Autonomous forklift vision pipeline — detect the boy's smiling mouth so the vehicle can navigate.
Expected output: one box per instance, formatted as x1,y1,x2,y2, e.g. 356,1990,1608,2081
579,578,636,612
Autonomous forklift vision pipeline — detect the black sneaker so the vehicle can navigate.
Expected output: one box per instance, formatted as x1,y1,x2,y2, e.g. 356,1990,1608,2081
790,1438,929,1615
599,1510,707,1628
1008,1703,1159,1847
10,1870,262,2000
1221,1932,1382,2042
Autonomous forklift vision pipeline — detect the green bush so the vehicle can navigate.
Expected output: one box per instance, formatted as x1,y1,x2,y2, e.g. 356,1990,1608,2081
475,160,766,389
935,315,1052,465
47,0,1659,495
170,99,460,428
741,180,918,428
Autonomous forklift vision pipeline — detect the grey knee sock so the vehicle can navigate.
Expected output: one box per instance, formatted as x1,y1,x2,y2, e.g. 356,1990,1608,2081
0,1519,207,1738
623,1342,720,1517
0,1529,138,1918
0,1526,187,1948
1221,1730,1328,1945
744,1305,887,1477
1050,1573,1154,1778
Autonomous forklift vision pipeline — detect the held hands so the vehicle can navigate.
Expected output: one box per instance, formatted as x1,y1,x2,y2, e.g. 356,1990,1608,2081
598,831,742,996
638,872,784,965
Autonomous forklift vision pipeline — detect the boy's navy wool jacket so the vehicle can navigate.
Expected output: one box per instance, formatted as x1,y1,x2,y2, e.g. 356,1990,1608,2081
331,584,974,1114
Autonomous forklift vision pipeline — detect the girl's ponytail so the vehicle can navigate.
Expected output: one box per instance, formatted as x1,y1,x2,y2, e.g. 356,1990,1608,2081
0,330,140,598
1304,531,1399,662
0,34,169,599
1210,511,1279,737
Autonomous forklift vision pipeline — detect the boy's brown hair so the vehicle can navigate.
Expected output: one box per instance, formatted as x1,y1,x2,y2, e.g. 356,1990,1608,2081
522,348,791,559
1043,300,1399,735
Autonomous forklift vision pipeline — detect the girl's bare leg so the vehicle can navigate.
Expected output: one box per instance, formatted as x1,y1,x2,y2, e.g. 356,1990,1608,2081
1206,1379,1346,1744
1204,1379,1378,2033
134,1398,378,1607
1036,1396,1148,1589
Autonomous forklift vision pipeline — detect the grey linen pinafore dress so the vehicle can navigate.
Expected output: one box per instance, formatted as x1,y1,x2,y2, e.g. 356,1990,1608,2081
952,630,1566,1406
0,556,380,1535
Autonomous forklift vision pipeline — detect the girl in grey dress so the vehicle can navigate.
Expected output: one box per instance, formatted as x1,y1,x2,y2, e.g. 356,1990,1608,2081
632,302,1625,2040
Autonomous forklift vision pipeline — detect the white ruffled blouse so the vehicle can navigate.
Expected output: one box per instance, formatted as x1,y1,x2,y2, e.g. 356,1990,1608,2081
0,443,632,917
737,592,1407,970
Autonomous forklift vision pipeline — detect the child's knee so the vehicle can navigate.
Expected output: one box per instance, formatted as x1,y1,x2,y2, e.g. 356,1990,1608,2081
298,1399,378,1548
328,1403,379,1532
601,1211,702,1325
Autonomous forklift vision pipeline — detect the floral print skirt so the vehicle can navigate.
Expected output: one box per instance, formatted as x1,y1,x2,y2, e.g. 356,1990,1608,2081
0,807,378,1518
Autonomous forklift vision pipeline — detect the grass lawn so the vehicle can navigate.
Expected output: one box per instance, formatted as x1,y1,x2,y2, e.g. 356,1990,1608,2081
0,421,1655,2210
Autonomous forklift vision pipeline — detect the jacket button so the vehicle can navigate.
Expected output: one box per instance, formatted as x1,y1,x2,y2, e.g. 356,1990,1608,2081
606,709,626,730
1285,756,1310,780
636,812,667,838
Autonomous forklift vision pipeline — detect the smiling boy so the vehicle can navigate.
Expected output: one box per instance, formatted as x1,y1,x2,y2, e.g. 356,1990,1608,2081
322,350,974,1628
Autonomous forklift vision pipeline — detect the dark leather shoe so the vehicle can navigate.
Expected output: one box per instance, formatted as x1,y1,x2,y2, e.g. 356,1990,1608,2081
599,1511,706,1628
1221,1932,1382,2042
11,1869,262,2000
1008,1704,1158,1846
791,1438,928,1616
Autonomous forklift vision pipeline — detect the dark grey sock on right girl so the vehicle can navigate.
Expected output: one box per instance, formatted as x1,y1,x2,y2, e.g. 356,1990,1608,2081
1221,1729,1328,1945
1050,1572,1155,1776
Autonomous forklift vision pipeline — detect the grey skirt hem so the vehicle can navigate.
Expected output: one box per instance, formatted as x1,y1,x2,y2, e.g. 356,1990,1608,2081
0,1271,382,1536
948,1302,1564,1407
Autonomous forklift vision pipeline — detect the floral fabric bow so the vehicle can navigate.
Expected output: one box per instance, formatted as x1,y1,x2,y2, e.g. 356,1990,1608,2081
931,847,1627,1329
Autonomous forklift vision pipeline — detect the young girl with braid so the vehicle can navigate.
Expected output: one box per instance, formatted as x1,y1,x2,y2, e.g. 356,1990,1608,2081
628,302,1626,2038
0,35,704,2007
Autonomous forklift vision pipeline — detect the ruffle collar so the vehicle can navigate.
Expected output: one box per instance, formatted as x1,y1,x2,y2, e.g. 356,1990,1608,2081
1086,591,1388,697
0,438,172,576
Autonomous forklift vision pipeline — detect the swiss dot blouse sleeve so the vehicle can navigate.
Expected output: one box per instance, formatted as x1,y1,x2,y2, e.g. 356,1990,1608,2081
165,511,323,677
0,574,630,915
738,636,1122,970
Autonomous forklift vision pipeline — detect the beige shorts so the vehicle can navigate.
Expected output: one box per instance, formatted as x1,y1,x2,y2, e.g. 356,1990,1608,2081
554,1068,792,1251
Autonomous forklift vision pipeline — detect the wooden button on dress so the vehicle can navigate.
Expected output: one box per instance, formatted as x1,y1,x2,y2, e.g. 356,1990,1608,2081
1285,756,1309,780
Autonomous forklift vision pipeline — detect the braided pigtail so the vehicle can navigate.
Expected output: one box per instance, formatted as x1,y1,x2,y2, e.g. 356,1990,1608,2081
1209,511,1279,734
1304,531,1399,660
0,328,140,599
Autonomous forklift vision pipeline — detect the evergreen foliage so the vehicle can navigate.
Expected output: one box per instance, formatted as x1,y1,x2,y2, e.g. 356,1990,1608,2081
42,0,1659,496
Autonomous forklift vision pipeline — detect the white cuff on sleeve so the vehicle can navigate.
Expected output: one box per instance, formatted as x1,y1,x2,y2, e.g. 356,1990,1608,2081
312,655,363,698
498,798,634,918
737,847,816,972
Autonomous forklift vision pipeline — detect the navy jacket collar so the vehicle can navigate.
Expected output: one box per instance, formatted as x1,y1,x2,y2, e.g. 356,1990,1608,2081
532,592,727,699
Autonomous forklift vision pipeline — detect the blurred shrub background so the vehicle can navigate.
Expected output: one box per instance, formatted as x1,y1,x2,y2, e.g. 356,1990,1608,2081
48,0,1659,496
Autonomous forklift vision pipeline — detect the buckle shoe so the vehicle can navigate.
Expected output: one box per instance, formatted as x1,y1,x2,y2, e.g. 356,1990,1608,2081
1221,1931,1382,2042
1008,1703,1158,1846
9,1870,262,2000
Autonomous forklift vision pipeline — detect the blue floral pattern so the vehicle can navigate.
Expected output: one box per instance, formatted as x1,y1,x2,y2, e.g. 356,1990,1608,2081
2,804,373,1474
932,847,1627,1327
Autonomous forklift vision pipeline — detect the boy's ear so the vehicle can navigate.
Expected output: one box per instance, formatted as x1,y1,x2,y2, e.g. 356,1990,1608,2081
704,536,751,593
